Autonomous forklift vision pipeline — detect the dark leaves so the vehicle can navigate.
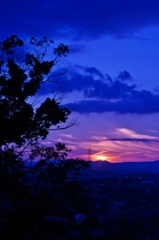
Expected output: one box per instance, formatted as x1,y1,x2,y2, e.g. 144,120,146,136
54,43,69,57
0,35,71,148
0,34,23,55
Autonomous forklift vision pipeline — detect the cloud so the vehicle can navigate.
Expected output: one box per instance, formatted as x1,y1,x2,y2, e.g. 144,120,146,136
1,0,159,40
116,71,133,81
116,128,159,139
59,134,74,139
106,138,159,142
38,65,136,98
37,65,159,115
84,79,136,99
93,151,108,156
84,128,159,143
77,66,105,79
38,65,105,95
68,44,85,54
63,95,159,114
106,128,159,142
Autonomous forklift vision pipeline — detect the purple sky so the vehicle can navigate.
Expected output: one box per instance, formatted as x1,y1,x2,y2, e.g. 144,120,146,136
1,0,159,162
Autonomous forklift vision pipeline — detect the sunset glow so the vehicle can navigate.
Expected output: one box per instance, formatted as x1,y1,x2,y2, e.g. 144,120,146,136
94,155,109,161
2,0,159,163
49,122,159,163
92,151,110,161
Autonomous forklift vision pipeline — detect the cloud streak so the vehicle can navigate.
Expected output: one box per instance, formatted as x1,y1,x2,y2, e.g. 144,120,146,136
106,138,159,142
116,128,159,139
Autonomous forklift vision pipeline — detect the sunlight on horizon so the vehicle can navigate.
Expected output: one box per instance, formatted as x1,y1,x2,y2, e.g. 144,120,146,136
93,154,111,162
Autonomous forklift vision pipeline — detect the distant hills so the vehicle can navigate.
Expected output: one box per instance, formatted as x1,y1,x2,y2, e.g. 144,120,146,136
25,159,159,173
90,160,159,172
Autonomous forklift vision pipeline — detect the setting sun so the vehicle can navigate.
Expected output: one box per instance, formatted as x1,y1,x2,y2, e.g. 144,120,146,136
92,151,110,161
94,155,109,161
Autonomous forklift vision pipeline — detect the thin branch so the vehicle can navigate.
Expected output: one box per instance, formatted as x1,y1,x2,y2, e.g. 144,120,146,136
40,68,69,83
49,118,79,131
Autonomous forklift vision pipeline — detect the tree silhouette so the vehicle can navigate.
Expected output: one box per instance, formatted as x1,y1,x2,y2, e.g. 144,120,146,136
0,35,90,239
0,35,75,164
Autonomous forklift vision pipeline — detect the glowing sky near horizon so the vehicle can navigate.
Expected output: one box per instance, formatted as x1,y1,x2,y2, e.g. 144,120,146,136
1,0,159,162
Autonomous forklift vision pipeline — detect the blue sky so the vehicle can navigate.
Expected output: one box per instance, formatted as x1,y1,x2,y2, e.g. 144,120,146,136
1,0,159,162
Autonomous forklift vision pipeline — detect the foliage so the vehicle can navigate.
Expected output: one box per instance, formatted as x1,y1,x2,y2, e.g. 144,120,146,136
0,35,91,239
0,34,74,161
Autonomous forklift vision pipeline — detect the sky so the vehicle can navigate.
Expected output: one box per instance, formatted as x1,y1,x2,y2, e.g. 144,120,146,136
1,0,159,162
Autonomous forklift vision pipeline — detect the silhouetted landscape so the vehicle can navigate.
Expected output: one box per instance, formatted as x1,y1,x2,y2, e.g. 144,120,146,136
91,160,159,173
1,160,159,239
1,6,159,238
81,161,159,239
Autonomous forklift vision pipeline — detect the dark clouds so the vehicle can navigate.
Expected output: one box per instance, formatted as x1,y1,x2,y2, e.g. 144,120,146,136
68,44,85,54
88,137,159,143
117,71,132,81
106,138,159,142
38,65,159,114
64,96,159,115
38,66,136,97
1,0,159,40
